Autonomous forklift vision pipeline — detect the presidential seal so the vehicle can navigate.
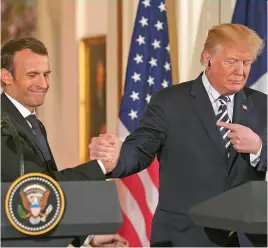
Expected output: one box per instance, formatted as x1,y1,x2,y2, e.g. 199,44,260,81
5,173,65,236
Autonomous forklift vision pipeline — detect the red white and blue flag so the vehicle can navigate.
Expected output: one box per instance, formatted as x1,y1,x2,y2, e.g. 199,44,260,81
116,0,172,246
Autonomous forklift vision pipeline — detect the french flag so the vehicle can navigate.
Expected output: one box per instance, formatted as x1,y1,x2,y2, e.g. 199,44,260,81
232,0,267,94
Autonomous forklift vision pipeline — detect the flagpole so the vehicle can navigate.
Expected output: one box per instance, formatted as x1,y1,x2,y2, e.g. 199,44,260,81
166,0,179,84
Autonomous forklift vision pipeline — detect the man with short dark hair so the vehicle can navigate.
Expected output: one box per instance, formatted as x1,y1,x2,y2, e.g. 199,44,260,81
1,37,128,247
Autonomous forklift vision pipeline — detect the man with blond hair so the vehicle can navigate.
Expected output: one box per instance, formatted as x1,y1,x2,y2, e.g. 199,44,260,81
89,24,267,246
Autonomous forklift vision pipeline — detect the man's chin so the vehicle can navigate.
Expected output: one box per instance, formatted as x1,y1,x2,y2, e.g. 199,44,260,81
29,99,45,108
227,84,245,94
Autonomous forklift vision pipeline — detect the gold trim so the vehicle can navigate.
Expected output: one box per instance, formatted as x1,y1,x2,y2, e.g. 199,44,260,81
79,40,88,163
5,173,65,236
166,0,179,84
117,0,123,109
79,36,106,163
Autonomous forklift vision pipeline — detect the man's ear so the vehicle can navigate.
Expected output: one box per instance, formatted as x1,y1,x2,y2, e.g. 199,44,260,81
1,68,14,86
202,51,211,68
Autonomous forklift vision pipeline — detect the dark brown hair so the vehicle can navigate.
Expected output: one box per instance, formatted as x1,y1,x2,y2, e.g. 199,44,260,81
1,37,48,77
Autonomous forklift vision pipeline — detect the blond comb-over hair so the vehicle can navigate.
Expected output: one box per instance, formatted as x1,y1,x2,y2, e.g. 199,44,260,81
200,23,264,64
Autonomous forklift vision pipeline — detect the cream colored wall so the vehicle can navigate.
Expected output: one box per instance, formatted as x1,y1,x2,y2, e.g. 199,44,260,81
35,0,236,169
36,0,81,170
220,0,237,23
175,0,236,83
76,0,108,39
36,0,62,166
36,0,118,169
121,0,139,89
176,0,220,82
57,1,80,169
106,0,119,134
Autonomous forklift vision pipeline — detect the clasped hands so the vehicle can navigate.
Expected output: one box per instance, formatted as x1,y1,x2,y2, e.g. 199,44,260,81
89,133,122,173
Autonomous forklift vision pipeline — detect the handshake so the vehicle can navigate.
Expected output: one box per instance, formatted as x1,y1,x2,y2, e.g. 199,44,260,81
89,133,122,173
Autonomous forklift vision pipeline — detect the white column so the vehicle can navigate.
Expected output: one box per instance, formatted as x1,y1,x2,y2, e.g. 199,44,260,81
57,0,80,169
220,0,237,23
76,0,108,38
176,0,221,83
107,0,118,134
121,0,139,89
35,0,61,166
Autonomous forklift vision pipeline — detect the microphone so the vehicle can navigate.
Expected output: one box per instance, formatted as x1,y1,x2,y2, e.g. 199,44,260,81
1,113,25,176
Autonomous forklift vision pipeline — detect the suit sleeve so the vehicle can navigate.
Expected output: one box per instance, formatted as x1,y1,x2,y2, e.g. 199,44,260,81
256,128,267,171
1,134,105,182
255,93,267,172
110,91,168,178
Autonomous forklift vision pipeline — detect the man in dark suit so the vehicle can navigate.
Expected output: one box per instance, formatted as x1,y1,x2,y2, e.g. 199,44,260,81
1,37,128,247
89,23,267,246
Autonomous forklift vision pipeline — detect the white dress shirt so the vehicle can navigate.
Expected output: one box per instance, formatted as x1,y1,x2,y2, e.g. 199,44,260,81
5,93,35,128
97,161,106,174
202,72,262,167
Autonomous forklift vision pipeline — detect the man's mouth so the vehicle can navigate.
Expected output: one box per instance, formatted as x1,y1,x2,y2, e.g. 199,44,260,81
29,90,47,94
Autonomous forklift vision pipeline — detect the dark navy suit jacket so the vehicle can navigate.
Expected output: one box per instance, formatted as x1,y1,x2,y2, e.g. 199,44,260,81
110,74,267,246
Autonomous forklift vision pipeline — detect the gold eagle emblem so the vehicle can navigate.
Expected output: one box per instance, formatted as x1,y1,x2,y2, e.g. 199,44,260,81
17,184,53,225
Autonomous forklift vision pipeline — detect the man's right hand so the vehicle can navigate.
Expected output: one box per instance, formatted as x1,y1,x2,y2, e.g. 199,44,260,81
90,234,129,247
88,133,122,173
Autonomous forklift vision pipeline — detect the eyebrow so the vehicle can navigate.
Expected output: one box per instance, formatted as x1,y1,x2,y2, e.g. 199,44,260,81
225,57,252,61
225,57,238,60
26,70,52,74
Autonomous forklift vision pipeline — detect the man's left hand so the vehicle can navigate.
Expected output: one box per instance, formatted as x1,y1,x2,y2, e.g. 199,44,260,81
90,234,129,247
216,122,262,154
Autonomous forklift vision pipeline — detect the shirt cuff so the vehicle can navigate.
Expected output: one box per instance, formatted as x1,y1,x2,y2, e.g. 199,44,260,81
83,235,94,246
97,160,107,174
250,144,262,167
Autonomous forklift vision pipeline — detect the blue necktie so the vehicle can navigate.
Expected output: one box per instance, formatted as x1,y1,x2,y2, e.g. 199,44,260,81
26,114,51,161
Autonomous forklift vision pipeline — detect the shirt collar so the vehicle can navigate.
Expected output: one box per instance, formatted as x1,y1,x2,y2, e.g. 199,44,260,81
4,93,35,118
202,71,235,103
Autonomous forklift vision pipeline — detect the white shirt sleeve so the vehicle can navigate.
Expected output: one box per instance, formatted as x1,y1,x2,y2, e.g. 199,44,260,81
97,160,107,174
83,235,95,246
250,145,262,167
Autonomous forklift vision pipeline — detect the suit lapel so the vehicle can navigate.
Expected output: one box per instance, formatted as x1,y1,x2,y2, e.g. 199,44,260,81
190,75,228,162
38,119,58,171
1,94,48,164
228,90,251,169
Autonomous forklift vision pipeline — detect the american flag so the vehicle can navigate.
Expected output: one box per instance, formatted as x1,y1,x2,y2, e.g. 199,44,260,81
116,0,172,246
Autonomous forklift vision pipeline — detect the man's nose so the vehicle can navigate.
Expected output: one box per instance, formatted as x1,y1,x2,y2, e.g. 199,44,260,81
234,61,244,75
38,75,49,88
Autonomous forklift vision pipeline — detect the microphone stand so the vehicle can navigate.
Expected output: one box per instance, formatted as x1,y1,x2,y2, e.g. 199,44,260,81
1,113,24,176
